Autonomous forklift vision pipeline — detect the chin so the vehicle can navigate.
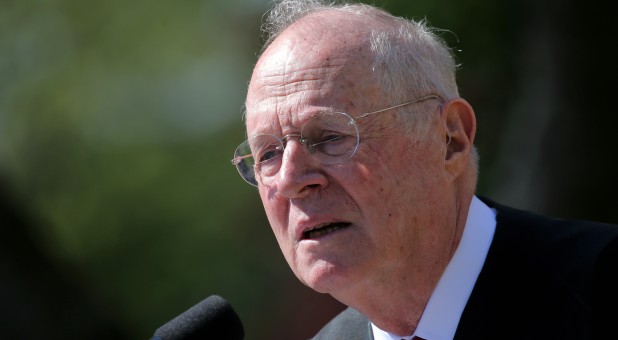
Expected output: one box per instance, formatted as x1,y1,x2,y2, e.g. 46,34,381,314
296,261,354,294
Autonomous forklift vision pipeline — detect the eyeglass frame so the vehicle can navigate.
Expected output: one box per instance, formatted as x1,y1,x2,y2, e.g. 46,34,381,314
232,94,444,187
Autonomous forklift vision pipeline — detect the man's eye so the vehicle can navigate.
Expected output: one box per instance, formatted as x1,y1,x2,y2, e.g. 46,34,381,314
311,132,348,148
257,147,283,163
310,130,345,145
310,132,355,156
321,134,345,143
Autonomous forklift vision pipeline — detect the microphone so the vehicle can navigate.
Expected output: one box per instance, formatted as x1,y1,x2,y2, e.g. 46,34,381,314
151,295,244,340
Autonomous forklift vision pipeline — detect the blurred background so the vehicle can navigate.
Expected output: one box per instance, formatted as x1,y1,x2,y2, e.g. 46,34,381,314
1,0,616,339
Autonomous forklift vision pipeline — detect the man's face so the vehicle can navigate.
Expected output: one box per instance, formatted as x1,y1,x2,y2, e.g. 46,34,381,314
244,15,456,300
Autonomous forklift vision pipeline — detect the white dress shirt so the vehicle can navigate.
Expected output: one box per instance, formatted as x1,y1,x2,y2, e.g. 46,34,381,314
372,196,497,340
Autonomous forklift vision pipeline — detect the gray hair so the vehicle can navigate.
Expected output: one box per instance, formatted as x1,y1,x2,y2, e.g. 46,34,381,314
260,0,460,140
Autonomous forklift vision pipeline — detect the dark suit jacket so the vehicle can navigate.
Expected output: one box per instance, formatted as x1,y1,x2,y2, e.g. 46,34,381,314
311,200,618,339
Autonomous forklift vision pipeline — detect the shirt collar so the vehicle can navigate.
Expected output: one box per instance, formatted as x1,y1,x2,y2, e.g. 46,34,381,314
372,196,497,340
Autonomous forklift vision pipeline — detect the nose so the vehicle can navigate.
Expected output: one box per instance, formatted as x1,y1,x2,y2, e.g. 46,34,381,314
276,139,327,199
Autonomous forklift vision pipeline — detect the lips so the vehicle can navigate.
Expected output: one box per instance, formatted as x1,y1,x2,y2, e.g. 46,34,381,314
302,222,351,239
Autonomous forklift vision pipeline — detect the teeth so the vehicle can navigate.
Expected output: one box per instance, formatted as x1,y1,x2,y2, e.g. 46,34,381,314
304,222,350,239
308,223,329,232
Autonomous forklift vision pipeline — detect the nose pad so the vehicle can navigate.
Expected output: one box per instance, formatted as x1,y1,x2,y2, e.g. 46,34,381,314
297,136,317,155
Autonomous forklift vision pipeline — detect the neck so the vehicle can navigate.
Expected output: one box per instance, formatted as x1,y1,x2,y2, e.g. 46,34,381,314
335,262,442,335
331,192,474,336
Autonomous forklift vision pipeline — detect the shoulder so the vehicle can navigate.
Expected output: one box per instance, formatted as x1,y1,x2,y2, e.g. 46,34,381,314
481,197,618,285
309,307,372,340
482,197,618,255
458,198,618,338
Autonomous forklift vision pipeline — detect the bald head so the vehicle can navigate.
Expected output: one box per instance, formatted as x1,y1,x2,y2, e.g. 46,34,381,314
249,11,379,109
262,0,459,101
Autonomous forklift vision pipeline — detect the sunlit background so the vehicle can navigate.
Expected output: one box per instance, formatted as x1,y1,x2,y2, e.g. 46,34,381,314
1,0,616,339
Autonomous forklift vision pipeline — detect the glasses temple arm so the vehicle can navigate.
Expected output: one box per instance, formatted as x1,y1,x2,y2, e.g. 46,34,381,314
231,154,253,165
356,94,443,119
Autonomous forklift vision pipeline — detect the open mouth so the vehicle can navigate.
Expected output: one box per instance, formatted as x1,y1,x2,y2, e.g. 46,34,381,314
302,222,351,240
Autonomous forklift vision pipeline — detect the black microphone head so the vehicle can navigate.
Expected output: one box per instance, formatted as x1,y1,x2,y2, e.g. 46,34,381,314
152,295,244,340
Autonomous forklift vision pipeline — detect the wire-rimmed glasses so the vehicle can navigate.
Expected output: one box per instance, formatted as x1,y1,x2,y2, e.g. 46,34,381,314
232,94,442,186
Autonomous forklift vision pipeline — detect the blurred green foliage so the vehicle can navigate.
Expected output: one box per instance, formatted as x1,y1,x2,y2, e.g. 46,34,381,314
1,0,616,339
1,0,280,338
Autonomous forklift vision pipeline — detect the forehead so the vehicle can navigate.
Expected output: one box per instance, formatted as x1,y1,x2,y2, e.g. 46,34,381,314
245,12,383,135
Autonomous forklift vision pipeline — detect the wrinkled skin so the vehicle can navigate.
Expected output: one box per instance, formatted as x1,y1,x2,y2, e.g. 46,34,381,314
244,11,476,335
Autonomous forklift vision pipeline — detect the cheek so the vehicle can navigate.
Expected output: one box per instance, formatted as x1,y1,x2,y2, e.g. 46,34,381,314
350,151,414,202
259,186,290,243
349,143,442,227
259,186,306,272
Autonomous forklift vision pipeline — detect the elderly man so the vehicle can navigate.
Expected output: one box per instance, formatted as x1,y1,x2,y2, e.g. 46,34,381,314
231,1,618,339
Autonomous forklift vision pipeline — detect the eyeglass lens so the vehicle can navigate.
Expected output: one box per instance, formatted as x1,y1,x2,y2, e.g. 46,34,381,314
233,111,359,186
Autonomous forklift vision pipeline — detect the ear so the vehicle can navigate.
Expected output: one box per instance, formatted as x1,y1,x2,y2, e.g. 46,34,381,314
441,98,476,176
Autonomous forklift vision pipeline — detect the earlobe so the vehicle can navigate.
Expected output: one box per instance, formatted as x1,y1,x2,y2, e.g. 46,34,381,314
442,98,476,171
